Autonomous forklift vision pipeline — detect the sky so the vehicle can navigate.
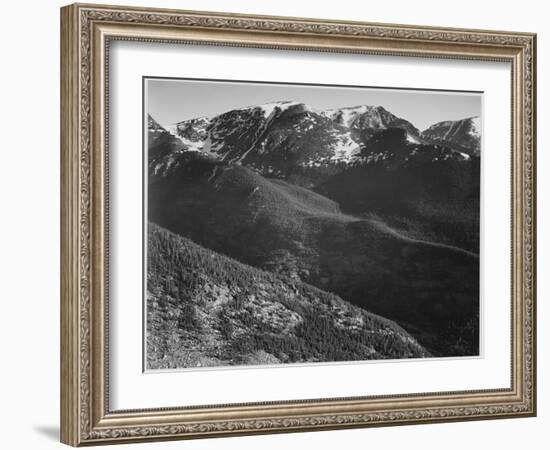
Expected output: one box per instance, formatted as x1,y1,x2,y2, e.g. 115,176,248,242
146,78,481,132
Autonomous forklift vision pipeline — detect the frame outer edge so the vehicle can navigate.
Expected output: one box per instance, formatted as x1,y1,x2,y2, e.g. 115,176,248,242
61,2,537,445
61,4,81,447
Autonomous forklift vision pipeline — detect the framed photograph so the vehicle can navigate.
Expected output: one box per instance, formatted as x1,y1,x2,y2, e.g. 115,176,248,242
60,3,537,446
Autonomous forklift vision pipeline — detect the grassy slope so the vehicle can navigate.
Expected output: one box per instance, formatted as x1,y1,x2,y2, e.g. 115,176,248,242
146,223,429,370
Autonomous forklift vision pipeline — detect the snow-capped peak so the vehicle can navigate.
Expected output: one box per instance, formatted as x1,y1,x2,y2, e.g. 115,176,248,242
166,116,212,153
322,105,379,128
255,101,307,117
320,105,408,131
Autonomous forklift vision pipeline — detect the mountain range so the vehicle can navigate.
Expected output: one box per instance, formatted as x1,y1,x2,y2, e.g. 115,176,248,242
151,102,479,179
146,99,481,367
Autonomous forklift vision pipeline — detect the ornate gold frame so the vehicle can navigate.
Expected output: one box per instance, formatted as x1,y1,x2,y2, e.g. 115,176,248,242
60,3,536,446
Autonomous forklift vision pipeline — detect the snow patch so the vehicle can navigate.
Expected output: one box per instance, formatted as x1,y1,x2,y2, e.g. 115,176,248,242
322,105,391,129
330,133,361,162
405,133,421,144
252,101,307,118
178,136,205,152
166,124,179,136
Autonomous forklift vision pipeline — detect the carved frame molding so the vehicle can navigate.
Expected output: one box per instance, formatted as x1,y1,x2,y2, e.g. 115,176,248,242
61,3,536,446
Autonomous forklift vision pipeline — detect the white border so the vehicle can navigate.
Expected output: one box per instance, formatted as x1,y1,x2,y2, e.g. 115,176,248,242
109,41,511,411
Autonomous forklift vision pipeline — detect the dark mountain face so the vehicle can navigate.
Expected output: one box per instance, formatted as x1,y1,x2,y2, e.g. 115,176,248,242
312,127,480,251
148,160,479,356
147,223,429,369
317,131,480,253
361,127,472,164
421,116,481,156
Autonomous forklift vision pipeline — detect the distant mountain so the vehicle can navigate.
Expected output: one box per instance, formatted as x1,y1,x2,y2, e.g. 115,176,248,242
321,105,421,141
421,116,481,156
360,127,471,165
148,160,480,356
146,223,429,369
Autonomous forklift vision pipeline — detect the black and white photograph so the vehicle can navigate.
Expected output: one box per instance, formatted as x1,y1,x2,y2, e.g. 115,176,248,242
144,78,482,371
